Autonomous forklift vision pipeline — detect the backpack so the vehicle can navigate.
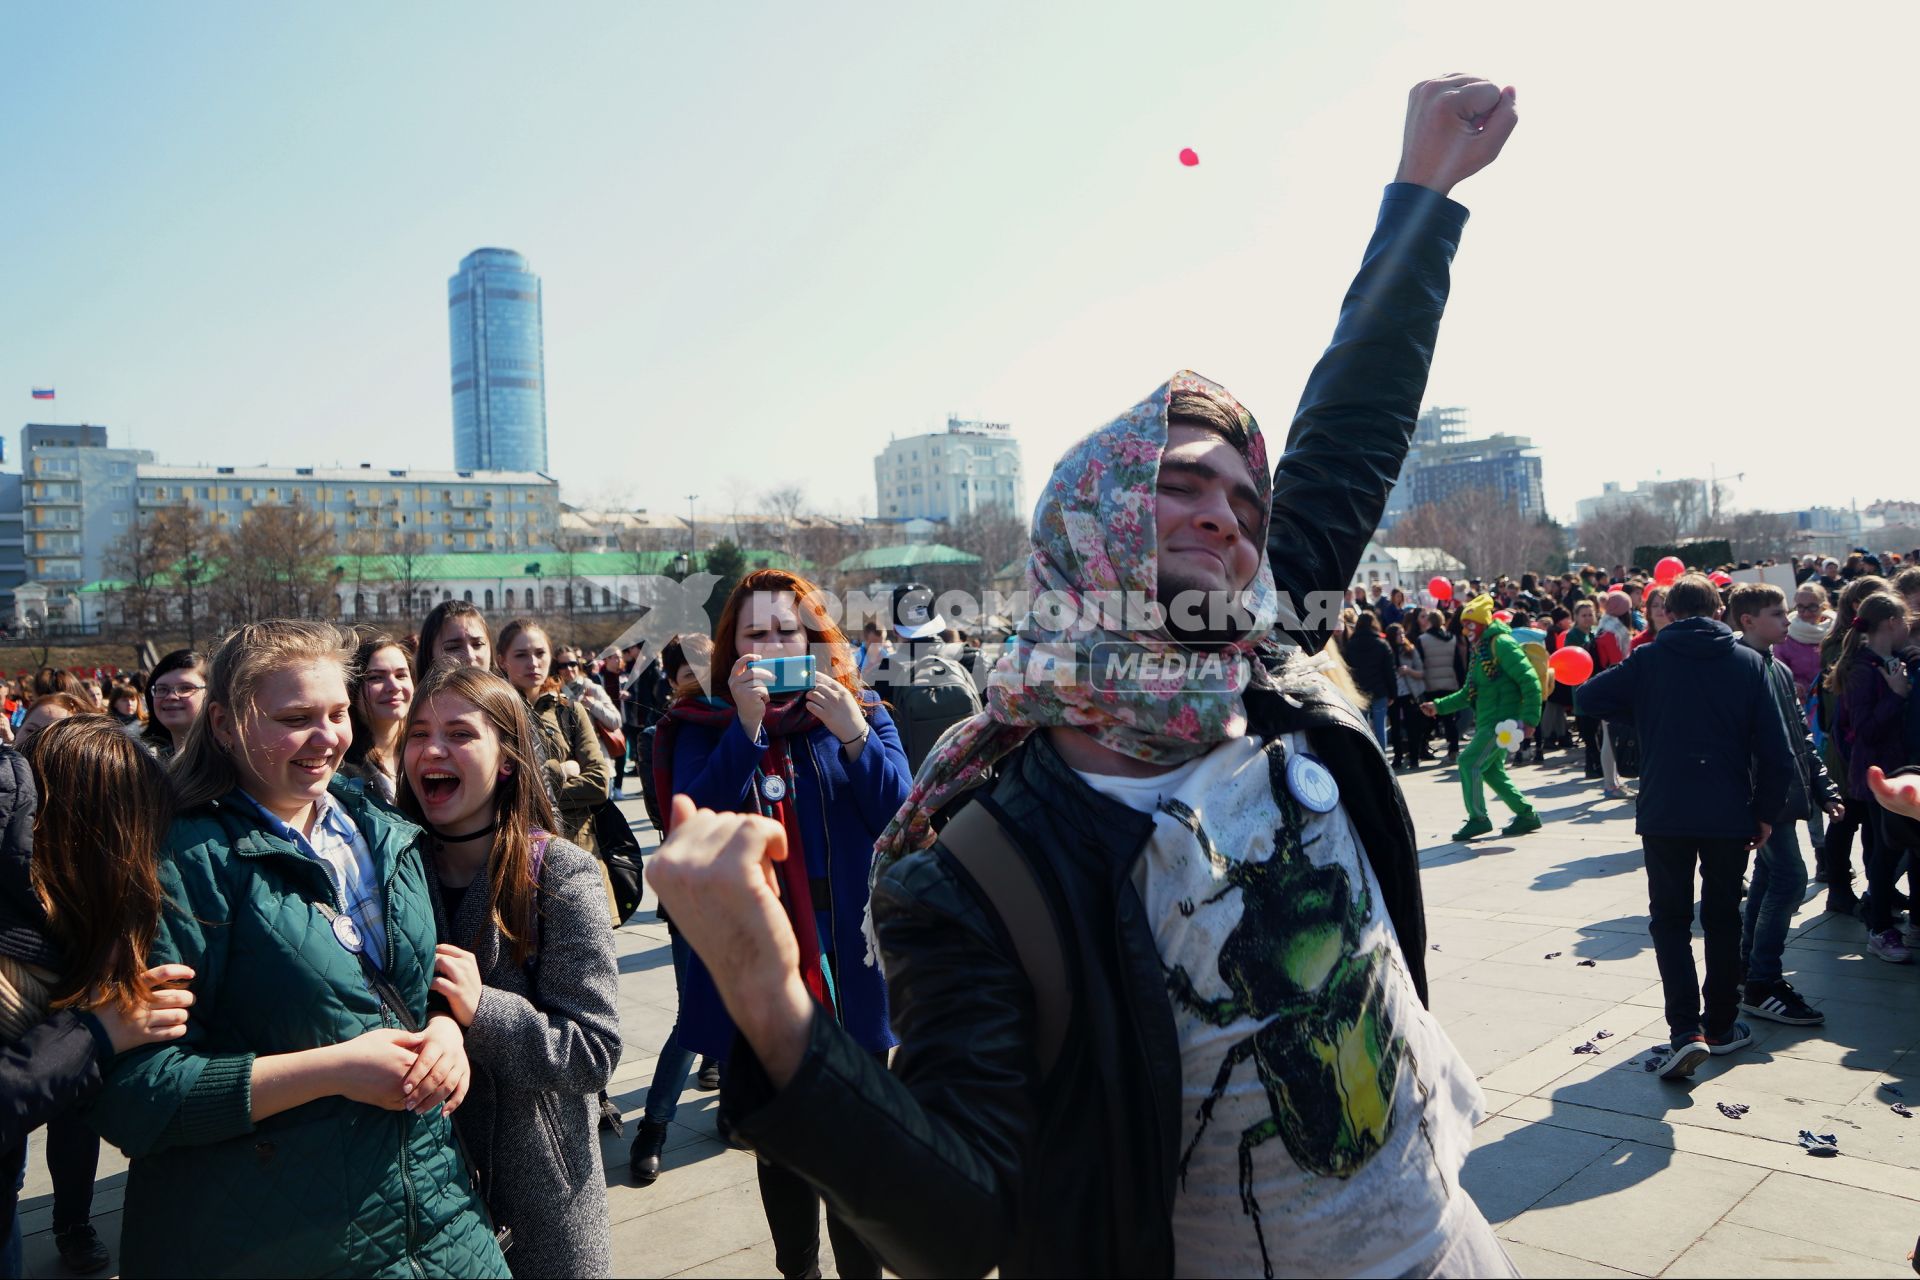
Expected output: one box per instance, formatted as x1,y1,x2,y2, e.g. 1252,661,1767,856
894,654,984,774
1516,638,1556,701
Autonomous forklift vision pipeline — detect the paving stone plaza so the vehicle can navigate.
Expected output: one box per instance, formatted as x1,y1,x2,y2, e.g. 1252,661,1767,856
17,749,1920,1277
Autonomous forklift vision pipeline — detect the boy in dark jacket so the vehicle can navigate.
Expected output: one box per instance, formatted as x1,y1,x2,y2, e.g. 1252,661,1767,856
1576,575,1795,1079
1728,584,1843,1025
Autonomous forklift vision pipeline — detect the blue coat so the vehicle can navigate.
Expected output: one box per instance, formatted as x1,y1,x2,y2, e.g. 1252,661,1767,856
670,705,912,1057
1575,616,1794,840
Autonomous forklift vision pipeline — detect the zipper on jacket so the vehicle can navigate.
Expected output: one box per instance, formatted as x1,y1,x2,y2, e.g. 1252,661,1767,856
1114,881,1173,1224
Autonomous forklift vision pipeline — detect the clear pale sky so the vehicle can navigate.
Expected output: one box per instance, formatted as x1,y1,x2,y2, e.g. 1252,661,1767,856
3,2,1915,524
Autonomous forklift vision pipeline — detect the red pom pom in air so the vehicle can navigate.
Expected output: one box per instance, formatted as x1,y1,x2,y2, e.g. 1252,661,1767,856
1178,148,1199,167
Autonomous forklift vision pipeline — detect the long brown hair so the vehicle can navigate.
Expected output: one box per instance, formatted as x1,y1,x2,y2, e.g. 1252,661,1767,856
1827,591,1908,699
710,569,863,710
492,617,560,700
1824,575,1890,669
27,716,171,1012
396,665,559,966
171,620,358,811
346,634,414,779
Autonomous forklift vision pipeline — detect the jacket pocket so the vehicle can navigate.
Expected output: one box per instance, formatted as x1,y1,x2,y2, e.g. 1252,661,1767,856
533,1091,588,1191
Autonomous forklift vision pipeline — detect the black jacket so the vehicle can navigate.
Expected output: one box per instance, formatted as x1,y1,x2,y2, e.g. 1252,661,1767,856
1575,617,1794,840
1755,643,1838,823
720,182,1466,1279
1341,627,1398,699
0,747,114,1235
727,664,1427,1279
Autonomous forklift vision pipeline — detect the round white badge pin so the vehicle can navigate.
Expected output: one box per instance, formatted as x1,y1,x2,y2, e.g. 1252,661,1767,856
1286,752,1340,814
759,774,788,804
331,913,364,955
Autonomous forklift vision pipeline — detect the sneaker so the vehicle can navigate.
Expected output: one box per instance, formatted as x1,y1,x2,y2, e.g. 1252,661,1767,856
1659,1035,1712,1080
1868,928,1913,964
1451,816,1494,842
1704,1019,1754,1055
1905,924,1920,950
1741,980,1825,1025
53,1223,109,1275
1825,886,1861,917
1602,786,1630,800
1501,810,1543,837
696,1061,722,1091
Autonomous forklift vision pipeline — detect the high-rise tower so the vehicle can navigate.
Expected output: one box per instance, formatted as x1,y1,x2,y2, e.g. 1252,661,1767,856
449,248,548,472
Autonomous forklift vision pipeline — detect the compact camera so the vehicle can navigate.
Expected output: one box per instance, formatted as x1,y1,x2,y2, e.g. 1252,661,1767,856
749,654,817,695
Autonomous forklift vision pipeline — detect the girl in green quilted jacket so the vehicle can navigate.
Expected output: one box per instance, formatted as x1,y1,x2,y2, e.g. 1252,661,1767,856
90,619,509,1278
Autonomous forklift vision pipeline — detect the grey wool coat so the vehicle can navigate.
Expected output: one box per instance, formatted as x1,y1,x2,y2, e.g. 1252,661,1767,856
430,836,622,1279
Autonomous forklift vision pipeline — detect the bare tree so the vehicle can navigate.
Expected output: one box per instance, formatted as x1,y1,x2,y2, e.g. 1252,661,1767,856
103,507,176,636
947,502,1031,590
216,505,335,626
377,529,441,629
759,486,807,560
155,507,219,649
1394,494,1564,579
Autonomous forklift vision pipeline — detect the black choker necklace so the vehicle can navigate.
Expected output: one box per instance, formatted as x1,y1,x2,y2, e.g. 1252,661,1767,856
429,820,498,844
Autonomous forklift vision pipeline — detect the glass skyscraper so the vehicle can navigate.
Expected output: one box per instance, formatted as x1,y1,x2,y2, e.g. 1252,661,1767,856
448,248,549,473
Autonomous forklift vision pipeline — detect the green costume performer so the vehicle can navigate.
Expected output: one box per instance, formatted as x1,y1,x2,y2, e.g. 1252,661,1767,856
1430,594,1542,840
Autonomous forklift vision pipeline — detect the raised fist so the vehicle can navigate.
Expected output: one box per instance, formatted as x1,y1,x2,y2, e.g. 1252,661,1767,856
1396,75,1518,196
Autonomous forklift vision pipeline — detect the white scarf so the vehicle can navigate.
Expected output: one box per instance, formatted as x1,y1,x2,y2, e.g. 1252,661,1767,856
1787,612,1833,645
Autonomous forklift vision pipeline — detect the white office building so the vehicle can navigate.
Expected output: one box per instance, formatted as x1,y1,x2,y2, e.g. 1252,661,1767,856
874,416,1025,522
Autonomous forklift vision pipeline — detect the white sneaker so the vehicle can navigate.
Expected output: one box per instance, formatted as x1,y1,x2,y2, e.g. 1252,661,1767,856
1869,929,1913,964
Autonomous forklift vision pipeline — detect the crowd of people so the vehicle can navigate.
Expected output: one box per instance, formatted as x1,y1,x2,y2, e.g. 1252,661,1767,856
5,69,1906,1280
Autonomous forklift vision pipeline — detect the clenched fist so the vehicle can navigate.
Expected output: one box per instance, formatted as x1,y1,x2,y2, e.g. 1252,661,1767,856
648,796,814,1085
1396,74,1519,196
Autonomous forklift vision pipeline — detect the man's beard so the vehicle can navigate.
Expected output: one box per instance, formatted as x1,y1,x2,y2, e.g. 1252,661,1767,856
1157,569,1252,648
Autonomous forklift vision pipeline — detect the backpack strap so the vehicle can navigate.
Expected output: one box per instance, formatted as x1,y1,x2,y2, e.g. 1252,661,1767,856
937,798,1070,1080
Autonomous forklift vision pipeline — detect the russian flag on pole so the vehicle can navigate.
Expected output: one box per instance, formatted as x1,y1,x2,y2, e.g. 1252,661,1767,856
31,388,54,400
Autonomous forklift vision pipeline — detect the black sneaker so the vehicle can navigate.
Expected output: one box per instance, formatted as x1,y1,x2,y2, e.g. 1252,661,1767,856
697,1061,722,1091
1740,980,1825,1026
53,1223,110,1275
1825,886,1861,917
1704,1019,1754,1055
1659,1035,1711,1080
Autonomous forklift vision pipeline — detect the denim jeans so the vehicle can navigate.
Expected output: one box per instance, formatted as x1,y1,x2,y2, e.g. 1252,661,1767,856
1742,821,1808,984
643,929,698,1125
1367,698,1389,749
1644,836,1750,1038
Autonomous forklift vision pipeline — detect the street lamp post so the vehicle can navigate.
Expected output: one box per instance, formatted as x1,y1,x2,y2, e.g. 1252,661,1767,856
686,493,700,566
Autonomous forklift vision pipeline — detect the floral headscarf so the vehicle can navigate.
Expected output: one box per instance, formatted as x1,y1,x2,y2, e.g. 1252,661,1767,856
870,370,1278,871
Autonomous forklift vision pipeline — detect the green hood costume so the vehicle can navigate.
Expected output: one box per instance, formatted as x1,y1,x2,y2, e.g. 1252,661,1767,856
1431,618,1543,729
1431,618,1543,834
88,780,509,1279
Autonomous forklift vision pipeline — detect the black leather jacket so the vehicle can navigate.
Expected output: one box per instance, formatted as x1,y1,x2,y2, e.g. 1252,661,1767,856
724,183,1468,1278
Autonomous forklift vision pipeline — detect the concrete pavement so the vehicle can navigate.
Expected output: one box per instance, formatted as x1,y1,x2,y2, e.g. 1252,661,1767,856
16,747,1920,1277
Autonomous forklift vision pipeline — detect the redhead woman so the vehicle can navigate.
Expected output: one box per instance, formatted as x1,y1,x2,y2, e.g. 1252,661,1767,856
660,568,911,1280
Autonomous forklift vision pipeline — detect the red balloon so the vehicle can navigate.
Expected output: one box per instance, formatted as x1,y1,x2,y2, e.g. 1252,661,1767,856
1548,645,1594,686
1428,576,1454,601
1709,570,1733,586
1178,147,1199,167
1654,555,1685,585
1492,609,1512,623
